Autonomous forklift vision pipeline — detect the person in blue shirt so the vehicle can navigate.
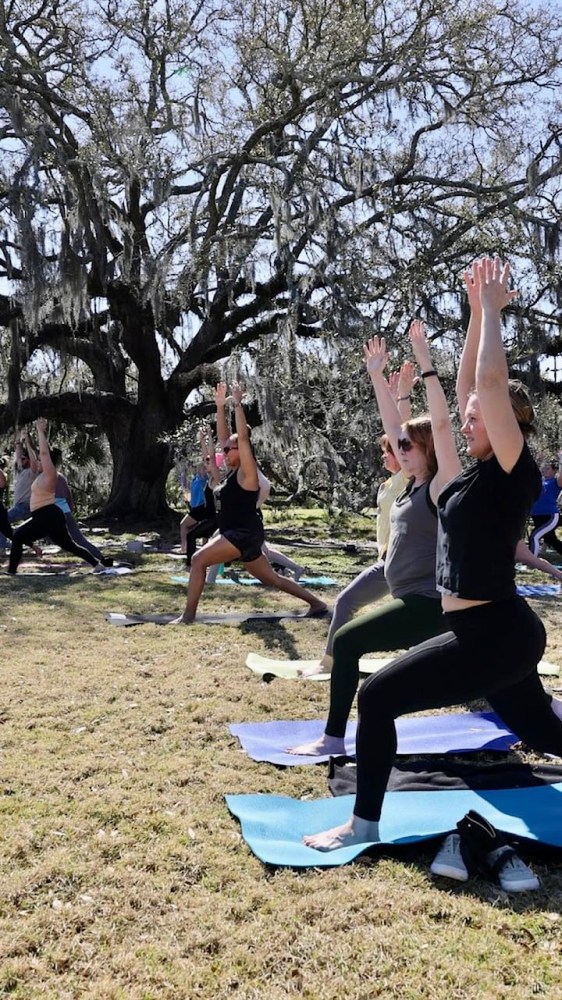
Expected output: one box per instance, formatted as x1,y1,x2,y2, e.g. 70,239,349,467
528,456,562,558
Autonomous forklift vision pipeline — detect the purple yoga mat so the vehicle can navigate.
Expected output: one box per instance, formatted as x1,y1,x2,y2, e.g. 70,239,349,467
229,711,518,766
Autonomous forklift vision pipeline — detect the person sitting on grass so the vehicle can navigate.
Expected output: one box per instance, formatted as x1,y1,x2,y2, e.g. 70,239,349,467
169,384,328,624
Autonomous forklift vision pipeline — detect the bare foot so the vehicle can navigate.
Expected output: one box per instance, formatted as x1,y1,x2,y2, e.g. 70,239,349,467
168,614,195,625
298,662,327,677
298,652,333,677
305,603,329,618
286,733,345,756
303,815,380,851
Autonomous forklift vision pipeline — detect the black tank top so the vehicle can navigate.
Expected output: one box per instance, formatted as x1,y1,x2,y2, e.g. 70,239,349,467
214,471,262,533
203,483,216,517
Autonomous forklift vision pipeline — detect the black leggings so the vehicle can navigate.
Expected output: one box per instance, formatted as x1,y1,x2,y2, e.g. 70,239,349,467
529,514,562,556
0,501,13,542
8,504,100,573
186,515,218,564
353,597,562,822
326,595,447,738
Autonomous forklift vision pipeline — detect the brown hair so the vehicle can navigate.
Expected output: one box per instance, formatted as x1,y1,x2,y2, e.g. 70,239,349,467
402,415,437,479
467,381,536,437
507,380,536,437
379,433,394,457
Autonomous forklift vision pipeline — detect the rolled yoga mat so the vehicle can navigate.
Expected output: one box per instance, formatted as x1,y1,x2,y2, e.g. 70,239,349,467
226,783,562,868
229,711,520,766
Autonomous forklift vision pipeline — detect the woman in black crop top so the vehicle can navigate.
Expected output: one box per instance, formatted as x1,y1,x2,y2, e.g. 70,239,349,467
171,384,327,624
303,256,562,853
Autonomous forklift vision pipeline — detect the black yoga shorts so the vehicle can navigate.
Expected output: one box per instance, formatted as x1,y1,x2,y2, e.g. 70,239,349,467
223,527,264,563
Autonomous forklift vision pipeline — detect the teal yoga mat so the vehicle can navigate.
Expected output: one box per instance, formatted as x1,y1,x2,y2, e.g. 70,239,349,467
226,783,562,868
170,574,338,587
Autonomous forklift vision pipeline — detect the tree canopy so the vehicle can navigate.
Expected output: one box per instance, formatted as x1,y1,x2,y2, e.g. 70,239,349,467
1,0,561,515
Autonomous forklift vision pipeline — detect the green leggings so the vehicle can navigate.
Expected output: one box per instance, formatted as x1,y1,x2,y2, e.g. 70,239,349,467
326,595,446,738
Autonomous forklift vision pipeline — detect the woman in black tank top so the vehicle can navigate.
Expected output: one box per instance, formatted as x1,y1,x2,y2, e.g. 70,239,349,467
301,258,562,858
170,384,328,624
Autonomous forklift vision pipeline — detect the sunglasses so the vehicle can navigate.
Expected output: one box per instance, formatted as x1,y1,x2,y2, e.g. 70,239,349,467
222,445,239,454
397,437,414,452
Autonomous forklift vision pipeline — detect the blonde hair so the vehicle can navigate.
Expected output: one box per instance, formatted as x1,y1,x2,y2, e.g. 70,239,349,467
402,415,437,478
468,381,536,437
507,380,536,437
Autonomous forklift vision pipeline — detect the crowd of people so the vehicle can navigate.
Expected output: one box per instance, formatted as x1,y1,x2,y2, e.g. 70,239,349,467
2,255,562,889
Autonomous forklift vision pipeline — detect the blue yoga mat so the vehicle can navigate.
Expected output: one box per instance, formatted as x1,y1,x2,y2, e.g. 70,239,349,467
229,712,518,766
516,584,560,597
226,783,562,867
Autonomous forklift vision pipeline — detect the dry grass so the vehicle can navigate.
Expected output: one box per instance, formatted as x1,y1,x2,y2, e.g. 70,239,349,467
1,515,562,999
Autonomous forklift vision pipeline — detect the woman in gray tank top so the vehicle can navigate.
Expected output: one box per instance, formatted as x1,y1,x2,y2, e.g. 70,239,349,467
289,321,460,757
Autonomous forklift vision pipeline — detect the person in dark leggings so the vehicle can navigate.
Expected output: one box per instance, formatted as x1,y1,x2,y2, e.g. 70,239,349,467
8,418,101,575
303,256,562,852
170,384,328,623
0,500,12,550
288,320,459,756
528,456,562,558
54,471,113,569
182,427,220,566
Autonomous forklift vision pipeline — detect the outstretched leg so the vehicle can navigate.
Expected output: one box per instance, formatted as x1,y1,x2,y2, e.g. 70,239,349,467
287,595,445,756
169,534,242,624
243,554,327,614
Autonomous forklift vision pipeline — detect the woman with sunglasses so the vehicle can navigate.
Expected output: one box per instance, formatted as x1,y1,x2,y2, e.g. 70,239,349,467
302,256,562,852
289,320,458,755
170,383,328,624
298,365,414,678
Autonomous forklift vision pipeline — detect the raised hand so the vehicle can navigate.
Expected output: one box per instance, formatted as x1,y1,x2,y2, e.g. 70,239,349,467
397,360,417,398
408,319,432,371
231,383,245,405
36,417,48,434
463,260,483,312
214,382,228,407
478,256,518,312
388,371,400,401
363,336,388,375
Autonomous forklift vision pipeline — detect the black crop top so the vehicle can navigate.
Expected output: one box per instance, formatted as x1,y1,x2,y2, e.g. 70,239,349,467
214,471,262,534
436,442,541,601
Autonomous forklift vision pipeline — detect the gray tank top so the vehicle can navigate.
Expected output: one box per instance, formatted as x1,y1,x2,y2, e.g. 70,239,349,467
384,479,439,599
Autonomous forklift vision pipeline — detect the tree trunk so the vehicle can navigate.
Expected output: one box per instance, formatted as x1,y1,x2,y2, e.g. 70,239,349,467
99,406,176,520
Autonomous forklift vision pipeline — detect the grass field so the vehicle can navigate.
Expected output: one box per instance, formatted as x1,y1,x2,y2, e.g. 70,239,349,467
1,510,561,999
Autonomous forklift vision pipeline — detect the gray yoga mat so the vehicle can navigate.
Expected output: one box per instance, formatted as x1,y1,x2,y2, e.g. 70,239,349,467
105,609,328,626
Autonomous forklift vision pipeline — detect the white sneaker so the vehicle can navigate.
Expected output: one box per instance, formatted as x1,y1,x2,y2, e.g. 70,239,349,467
486,847,540,892
430,833,469,882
